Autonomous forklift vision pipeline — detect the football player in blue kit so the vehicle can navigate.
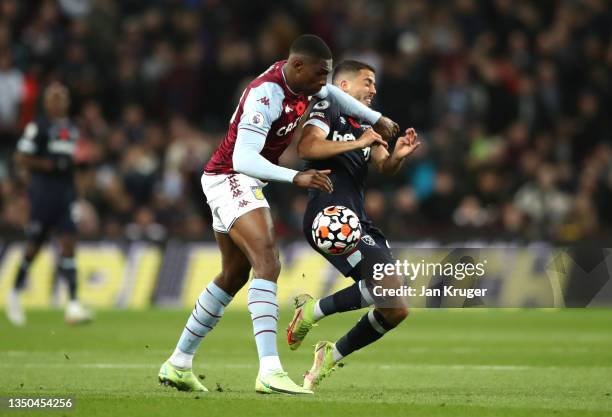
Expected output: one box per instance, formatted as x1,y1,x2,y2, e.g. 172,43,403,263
286,60,421,390
6,82,92,326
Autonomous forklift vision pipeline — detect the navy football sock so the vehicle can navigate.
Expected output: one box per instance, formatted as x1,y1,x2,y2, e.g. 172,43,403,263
14,257,33,291
318,280,373,316
335,309,394,359
57,257,77,300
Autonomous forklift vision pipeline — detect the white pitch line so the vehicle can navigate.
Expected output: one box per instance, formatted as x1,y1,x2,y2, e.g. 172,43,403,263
372,364,612,371
0,362,609,371
0,363,257,369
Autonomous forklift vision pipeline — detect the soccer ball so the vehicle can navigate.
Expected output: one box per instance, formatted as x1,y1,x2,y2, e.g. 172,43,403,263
311,206,362,255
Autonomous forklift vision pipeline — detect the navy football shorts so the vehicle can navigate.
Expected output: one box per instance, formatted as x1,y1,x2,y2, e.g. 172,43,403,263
304,217,394,282
26,184,77,242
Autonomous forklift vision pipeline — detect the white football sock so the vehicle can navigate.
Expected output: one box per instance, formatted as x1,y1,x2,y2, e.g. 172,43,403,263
313,300,325,321
332,345,344,363
169,347,193,370
259,355,283,375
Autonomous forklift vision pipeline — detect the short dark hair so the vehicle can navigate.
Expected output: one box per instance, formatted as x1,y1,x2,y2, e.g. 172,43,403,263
332,60,376,84
289,34,332,60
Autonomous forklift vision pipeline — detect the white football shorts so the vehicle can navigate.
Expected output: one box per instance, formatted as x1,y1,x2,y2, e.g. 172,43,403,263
201,172,270,233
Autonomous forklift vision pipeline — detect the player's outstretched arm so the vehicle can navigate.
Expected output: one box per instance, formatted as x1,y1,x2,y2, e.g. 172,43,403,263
318,85,399,139
232,128,332,193
297,125,386,160
233,129,300,183
371,128,420,176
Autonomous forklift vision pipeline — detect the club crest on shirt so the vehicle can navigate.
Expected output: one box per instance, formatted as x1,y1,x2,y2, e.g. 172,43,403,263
251,186,265,200
361,234,376,246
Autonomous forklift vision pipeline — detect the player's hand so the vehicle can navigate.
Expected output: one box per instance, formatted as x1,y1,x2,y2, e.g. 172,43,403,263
393,128,421,159
293,169,333,193
357,128,387,149
54,157,73,173
41,159,56,172
373,116,400,141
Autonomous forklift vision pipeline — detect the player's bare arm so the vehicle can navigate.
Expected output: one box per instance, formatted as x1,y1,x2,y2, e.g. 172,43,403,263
318,87,399,140
371,127,420,175
297,125,386,160
232,131,333,194
14,152,55,172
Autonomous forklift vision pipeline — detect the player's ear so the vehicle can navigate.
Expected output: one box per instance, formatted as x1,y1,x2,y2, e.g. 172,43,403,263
292,57,304,73
339,79,350,92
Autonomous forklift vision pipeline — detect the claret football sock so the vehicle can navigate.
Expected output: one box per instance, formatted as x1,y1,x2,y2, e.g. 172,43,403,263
335,309,394,360
247,278,283,374
171,281,233,369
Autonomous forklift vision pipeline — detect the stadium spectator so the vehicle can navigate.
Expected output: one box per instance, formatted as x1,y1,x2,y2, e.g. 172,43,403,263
0,0,611,243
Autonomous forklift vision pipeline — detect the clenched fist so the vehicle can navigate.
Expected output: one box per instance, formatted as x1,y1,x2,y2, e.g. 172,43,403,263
373,116,400,141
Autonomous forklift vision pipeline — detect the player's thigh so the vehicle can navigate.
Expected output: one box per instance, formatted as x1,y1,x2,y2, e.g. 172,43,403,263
26,190,54,247
351,231,408,310
201,173,278,278
227,207,280,279
201,172,269,234
214,231,252,295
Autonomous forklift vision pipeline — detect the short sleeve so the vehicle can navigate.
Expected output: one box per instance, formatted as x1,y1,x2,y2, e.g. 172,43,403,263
303,99,332,136
237,82,284,137
16,122,42,155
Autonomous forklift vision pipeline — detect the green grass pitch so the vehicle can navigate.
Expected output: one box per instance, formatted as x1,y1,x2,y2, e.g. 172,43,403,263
1,308,611,417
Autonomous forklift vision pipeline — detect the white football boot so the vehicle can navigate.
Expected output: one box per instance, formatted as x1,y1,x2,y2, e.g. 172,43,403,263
65,300,93,325
6,289,26,326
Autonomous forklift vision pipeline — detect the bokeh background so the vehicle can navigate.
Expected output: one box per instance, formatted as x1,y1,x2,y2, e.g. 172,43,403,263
0,0,611,244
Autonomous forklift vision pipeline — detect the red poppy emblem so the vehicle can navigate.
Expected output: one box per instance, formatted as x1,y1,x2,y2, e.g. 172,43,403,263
59,128,71,141
347,117,361,128
295,101,306,116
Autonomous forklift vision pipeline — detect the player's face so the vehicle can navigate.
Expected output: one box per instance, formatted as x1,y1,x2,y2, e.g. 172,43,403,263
298,58,332,95
348,70,377,106
44,84,70,117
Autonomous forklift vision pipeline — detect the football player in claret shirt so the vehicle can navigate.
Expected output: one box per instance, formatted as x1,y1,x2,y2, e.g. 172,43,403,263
287,60,420,390
158,35,400,395
6,82,92,326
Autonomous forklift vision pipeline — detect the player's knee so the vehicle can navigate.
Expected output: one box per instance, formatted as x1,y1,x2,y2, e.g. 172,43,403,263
217,263,251,295
379,306,409,327
60,245,75,258
24,242,41,259
251,245,280,279
26,227,47,248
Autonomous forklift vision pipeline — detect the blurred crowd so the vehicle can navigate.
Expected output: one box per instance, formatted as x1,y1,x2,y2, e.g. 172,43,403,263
0,0,611,242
